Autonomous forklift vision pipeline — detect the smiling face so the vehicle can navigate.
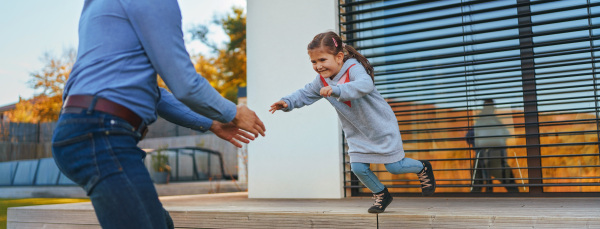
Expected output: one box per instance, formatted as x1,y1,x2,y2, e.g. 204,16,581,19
308,47,344,79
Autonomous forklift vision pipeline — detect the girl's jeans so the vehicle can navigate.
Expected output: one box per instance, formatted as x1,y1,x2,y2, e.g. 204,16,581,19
52,110,171,229
351,158,424,193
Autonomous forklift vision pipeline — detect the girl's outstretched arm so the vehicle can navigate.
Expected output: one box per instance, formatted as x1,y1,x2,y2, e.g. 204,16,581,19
267,76,324,115
269,100,288,114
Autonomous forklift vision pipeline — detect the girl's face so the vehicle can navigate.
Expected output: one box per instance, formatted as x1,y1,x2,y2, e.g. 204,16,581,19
308,47,344,79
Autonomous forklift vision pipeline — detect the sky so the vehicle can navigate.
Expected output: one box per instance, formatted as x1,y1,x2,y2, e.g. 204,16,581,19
0,0,246,107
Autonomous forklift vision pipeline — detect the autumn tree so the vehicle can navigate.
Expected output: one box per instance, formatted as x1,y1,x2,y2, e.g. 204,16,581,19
6,49,75,123
189,7,246,103
8,7,247,123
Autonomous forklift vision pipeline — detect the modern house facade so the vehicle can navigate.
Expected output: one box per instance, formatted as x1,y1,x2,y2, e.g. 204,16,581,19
247,0,600,198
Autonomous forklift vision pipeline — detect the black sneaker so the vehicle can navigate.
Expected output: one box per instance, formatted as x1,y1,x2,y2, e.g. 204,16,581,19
367,187,393,213
417,160,436,196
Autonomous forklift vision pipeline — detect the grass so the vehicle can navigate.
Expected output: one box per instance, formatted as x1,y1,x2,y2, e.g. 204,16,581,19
0,198,89,229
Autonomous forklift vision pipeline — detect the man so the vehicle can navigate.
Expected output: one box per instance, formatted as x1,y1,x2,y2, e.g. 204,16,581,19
468,99,518,193
51,1,265,228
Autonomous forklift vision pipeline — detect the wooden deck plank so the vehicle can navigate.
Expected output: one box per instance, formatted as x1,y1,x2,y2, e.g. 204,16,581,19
378,197,600,228
379,215,600,229
8,203,98,224
7,222,101,229
172,211,376,229
8,193,600,228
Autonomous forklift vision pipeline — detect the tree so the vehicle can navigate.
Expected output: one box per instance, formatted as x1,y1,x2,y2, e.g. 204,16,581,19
30,49,75,97
6,49,75,123
8,7,247,122
189,7,246,103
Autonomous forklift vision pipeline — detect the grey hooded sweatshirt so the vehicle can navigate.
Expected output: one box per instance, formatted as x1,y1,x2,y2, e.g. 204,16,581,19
281,58,405,164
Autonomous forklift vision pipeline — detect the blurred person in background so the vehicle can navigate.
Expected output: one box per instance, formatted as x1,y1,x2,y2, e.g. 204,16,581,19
466,99,518,193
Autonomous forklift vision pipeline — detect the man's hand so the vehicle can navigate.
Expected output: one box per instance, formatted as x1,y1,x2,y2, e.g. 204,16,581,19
269,100,288,114
232,104,266,137
210,121,255,148
320,86,333,97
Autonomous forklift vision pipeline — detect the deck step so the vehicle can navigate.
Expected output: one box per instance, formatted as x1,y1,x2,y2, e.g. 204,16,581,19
8,192,600,228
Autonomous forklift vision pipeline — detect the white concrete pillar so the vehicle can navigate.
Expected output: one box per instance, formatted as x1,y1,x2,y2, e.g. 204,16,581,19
246,0,343,198
237,96,248,183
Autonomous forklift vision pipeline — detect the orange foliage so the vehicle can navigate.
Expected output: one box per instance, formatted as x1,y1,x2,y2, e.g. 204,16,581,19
538,113,599,192
6,50,74,123
6,95,63,123
364,101,599,194
189,7,246,103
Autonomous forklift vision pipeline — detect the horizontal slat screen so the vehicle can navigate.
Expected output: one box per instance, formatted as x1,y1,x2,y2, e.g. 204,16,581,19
340,0,600,197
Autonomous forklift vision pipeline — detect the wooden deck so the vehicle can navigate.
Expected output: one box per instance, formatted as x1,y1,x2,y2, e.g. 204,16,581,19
0,180,246,198
7,192,600,228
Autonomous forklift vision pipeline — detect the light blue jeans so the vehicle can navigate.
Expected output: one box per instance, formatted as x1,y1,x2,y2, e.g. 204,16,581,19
351,158,424,193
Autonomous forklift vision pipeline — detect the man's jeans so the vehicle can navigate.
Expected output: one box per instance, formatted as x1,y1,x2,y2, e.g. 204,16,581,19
351,158,423,193
52,110,172,229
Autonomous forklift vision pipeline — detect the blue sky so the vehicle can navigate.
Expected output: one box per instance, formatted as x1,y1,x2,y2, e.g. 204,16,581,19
0,0,245,107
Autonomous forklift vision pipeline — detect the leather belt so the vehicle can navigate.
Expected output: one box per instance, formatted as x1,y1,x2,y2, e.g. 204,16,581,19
62,95,146,132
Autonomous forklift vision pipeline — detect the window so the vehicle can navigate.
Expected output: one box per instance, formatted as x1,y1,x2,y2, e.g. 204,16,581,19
341,0,600,196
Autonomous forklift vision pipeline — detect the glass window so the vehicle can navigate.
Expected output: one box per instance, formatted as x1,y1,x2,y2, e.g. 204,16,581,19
341,0,600,196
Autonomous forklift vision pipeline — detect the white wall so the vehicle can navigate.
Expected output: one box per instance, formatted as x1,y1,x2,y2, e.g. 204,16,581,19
246,0,343,198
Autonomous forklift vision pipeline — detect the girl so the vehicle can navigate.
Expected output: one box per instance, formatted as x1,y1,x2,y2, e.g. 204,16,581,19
269,31,436,213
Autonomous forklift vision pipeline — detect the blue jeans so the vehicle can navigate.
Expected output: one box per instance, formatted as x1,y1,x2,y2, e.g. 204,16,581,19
351,158,424,193
52,110,172,229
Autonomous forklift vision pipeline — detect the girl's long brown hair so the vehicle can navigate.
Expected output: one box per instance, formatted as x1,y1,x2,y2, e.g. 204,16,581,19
307,31,374,82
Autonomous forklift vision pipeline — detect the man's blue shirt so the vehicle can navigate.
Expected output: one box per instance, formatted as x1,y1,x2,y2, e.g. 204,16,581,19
157,88,213,132
65,0,236,127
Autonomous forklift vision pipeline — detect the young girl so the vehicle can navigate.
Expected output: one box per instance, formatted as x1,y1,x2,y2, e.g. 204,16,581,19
269,31,436,213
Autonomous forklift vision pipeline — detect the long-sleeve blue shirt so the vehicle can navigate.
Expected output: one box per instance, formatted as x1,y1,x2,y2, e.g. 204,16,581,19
157,88,213,132
64,0,236,126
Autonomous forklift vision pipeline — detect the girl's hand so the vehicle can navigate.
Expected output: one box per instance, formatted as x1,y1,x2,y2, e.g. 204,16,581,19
269,100,288,114
320,86,333,97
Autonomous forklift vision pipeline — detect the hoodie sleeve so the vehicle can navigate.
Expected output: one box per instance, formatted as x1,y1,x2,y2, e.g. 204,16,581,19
331,64,374,102
281,76,323,111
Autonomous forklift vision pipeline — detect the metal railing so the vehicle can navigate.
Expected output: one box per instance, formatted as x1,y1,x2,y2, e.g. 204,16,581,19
146,147,235,182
